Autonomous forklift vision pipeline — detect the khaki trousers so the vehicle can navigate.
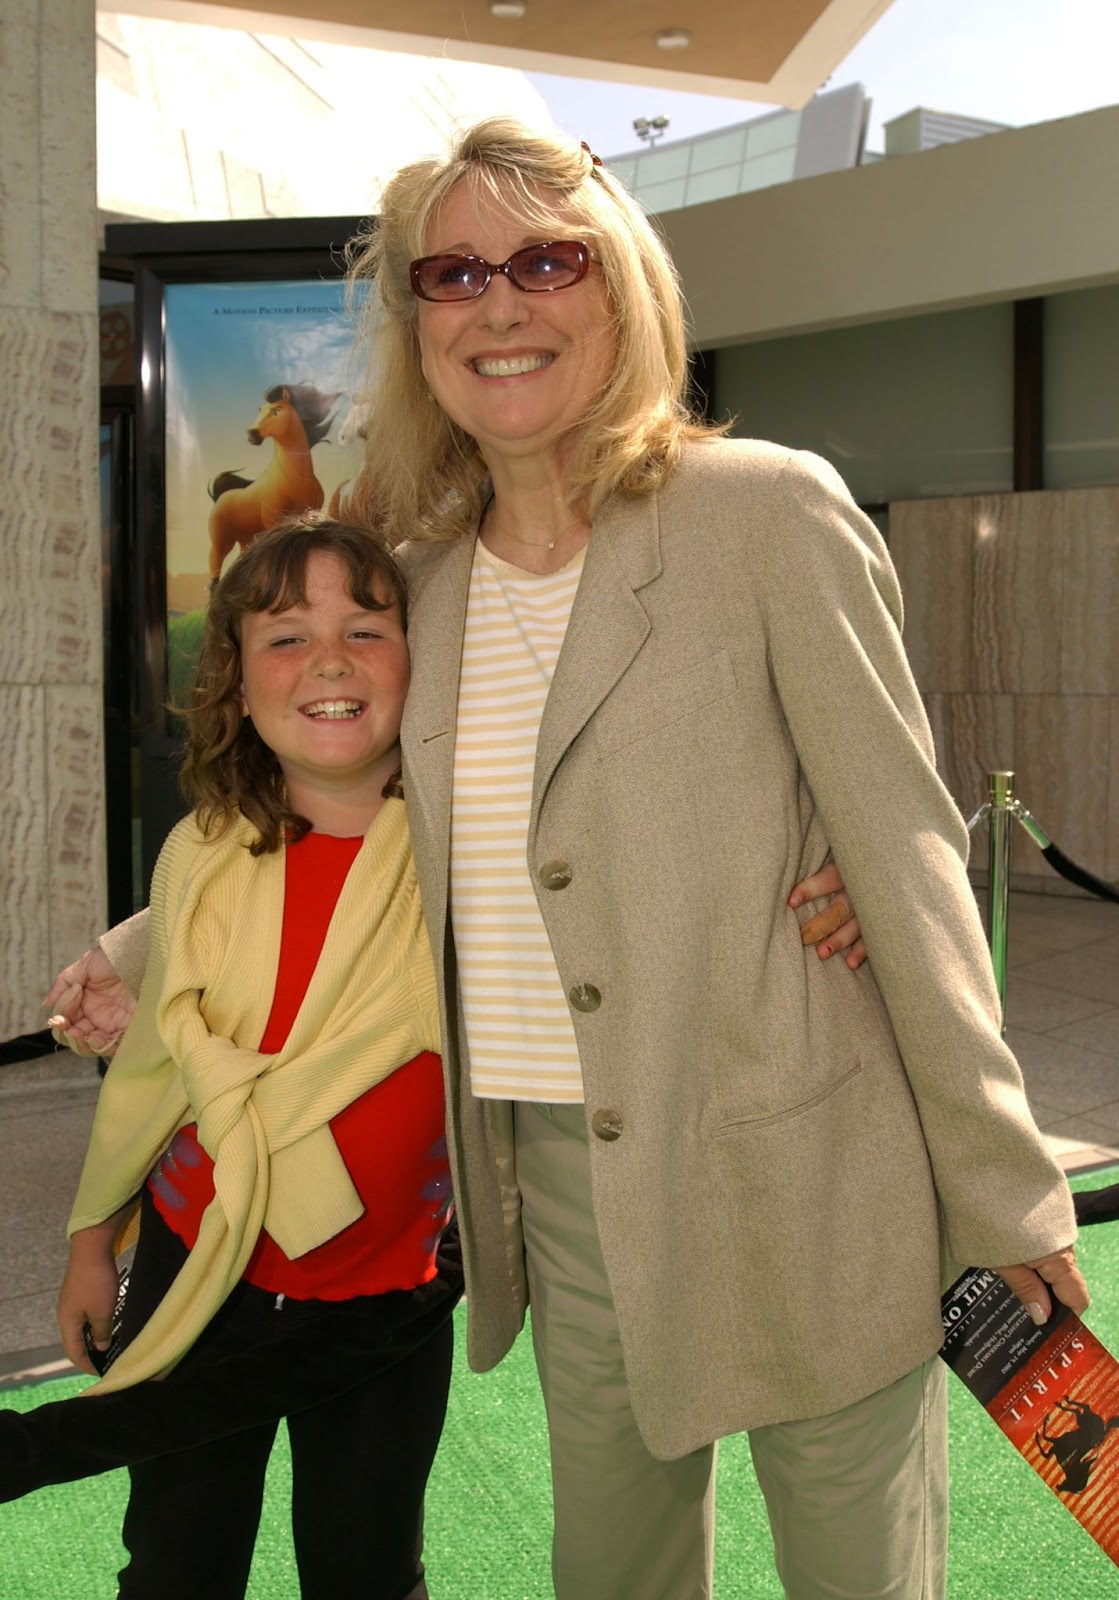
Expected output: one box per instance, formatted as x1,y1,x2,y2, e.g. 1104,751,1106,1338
513,1100,948,1600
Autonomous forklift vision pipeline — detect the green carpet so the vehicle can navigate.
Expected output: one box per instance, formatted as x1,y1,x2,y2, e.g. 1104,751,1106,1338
2,1169,1117,1598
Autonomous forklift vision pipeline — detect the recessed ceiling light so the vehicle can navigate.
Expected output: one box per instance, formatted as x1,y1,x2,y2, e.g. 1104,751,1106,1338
491,1,526,15
656,28,691,49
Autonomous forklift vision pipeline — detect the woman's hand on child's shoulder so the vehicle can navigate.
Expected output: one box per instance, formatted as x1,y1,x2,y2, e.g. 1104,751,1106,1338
45,946,136,1058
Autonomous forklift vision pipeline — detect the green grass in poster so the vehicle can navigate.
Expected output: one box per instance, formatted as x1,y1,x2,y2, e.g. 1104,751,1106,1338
167,607,207,709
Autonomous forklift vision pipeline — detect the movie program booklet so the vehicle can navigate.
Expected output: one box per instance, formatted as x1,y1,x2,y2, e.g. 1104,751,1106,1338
941,1267,1119,1562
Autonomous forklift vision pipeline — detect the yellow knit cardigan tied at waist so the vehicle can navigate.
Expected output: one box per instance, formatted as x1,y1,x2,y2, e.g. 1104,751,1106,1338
68,798,440,1394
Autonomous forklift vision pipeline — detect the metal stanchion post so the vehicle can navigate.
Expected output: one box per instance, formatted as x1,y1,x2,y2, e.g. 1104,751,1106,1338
966,767,1118,1034
986,771,1015,1032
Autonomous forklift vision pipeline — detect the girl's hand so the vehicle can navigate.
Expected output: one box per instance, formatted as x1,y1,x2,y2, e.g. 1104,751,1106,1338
789,864,867,970
57,1226,122,1375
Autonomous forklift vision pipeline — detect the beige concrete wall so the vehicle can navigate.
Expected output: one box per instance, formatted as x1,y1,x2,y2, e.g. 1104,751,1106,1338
661,105,1119,348
890,489,1119,892
1,0,104,1037
666,110,1119,899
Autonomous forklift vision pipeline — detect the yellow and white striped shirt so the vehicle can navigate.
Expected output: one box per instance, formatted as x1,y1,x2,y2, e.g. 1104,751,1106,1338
451,539,586,1103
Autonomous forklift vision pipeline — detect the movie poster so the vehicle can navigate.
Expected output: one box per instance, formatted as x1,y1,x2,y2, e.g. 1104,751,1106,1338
163,278,369,700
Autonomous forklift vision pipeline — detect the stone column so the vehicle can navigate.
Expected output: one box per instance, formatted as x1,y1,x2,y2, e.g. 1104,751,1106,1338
1,0,104,1038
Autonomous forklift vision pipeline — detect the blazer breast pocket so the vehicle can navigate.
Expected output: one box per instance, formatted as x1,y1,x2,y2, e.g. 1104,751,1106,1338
593,647,738,757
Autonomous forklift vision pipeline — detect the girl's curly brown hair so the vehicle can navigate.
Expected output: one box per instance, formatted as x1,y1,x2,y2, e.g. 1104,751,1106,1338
179,514,407,855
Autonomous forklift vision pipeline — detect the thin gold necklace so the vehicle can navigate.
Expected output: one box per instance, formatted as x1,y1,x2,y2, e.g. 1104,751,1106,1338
500,527,561,552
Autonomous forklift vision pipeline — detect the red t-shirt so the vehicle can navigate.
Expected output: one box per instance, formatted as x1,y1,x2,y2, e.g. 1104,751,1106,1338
148,831,450,1299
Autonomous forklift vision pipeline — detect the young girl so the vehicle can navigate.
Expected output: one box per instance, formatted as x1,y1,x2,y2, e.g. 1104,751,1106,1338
2,516,460,1600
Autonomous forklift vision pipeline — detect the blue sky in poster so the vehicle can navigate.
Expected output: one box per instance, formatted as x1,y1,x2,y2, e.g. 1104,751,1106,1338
163,278,370,590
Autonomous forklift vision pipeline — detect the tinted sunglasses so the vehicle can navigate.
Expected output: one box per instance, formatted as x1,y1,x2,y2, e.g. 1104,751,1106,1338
409,239,591,302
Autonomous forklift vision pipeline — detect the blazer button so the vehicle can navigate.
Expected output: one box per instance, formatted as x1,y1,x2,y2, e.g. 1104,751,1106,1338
539,860,573,890
568,983,601,1012
591,1108,623,1141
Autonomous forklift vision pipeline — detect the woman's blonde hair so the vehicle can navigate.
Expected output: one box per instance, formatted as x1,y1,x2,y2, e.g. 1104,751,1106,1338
345,117,720,542
179,514,407,854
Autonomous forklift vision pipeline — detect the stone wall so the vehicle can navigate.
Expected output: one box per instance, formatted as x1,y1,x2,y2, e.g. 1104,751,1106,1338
1,0,104,1038
891,489,1119,891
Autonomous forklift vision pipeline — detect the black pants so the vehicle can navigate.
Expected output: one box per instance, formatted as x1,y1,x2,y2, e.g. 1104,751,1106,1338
0,1192,462,1600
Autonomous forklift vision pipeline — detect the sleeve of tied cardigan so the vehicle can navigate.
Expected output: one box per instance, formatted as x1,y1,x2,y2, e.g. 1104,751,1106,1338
756,449,1074,1270
67,828,193,1236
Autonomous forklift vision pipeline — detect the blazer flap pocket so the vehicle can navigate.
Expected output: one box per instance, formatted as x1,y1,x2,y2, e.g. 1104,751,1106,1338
714,1064,863,1137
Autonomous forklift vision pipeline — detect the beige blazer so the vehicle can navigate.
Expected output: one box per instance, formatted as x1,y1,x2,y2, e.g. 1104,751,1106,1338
398,437,1075,1459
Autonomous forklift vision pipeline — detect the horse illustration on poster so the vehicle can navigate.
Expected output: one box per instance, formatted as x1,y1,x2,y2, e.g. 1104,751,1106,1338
207,381,340,581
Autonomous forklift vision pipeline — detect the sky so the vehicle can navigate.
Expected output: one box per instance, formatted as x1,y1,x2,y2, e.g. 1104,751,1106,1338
526,0,1119,158
96,0,1119,221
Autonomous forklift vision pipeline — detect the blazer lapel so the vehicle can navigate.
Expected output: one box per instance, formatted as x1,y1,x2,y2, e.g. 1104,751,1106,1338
533,492,661,824
400,535,476,921
402,498,662,894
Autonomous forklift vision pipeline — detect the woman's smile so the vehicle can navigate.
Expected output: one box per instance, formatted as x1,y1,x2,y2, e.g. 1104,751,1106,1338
470,351,555,378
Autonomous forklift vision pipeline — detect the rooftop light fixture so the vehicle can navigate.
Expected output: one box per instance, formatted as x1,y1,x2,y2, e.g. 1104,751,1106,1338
633,115,670,145
656,28,691,49
490,1,526,15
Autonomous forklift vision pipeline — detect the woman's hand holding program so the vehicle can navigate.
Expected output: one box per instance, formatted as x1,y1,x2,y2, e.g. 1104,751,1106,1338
996,1246,1090,1327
